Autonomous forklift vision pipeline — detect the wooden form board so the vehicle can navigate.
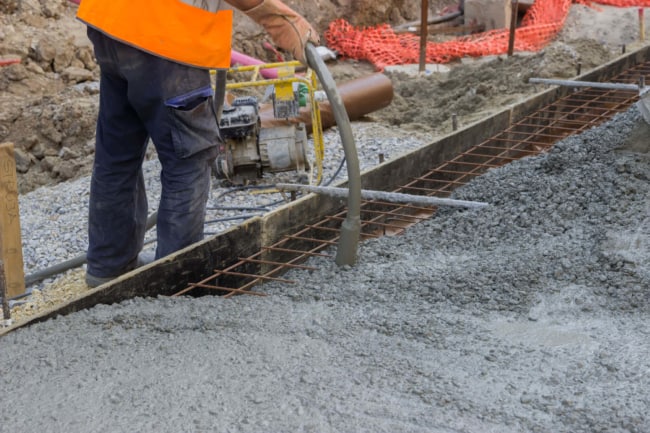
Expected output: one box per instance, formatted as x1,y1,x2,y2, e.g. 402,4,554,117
0,143,25,298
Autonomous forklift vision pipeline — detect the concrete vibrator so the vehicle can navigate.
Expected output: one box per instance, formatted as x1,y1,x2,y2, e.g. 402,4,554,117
212,61,326,185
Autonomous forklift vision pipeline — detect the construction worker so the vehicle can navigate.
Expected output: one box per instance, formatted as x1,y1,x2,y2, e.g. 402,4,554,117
76,0,319,287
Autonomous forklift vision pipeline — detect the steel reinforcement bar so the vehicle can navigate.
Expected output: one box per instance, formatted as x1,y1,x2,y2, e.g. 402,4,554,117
4,48,650,336
175,60,650,298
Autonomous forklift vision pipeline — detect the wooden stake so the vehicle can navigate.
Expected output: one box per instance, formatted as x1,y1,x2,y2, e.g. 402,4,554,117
0,143,25,299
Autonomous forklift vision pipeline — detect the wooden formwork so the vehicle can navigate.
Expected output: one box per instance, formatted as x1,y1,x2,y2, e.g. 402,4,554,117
3,45,650,337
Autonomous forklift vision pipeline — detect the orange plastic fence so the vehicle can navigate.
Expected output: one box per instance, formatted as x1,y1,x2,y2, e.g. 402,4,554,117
583,0,650,5
324,0,647,70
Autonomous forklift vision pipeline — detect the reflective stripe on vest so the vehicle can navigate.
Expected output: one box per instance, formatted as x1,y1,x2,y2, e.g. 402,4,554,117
77,0,232,69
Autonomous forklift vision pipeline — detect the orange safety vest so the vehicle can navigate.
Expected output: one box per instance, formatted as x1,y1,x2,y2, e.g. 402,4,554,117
77,0,233,69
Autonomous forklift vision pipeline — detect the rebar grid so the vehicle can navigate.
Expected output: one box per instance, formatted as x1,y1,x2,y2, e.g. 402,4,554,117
175,65,648,297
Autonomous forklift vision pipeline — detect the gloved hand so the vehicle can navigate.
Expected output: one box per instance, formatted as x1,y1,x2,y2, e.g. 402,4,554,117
243,0,320,65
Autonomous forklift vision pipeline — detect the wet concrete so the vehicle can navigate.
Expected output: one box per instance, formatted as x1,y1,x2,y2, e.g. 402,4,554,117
1,108,649,432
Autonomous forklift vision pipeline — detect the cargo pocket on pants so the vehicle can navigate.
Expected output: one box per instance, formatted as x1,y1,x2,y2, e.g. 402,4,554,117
166,86,221,159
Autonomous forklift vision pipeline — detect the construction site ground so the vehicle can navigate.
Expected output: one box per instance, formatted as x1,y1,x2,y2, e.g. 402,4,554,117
1,0,640,194
1,1,650,432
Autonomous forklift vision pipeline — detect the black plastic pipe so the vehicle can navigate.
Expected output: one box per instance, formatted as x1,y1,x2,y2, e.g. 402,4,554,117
23,211,158,289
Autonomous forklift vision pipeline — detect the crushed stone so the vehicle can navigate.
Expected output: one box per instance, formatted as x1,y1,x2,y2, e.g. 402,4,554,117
0,106,648,433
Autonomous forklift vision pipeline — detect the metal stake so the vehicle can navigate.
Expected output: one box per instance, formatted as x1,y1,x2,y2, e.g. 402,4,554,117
0,230,10,325
508,0,518,56
1,260,9,325
419,0,429,73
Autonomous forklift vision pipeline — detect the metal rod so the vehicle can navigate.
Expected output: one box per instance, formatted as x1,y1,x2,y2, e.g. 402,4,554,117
0,228,10,324
1,259,9,325
529,77,640,91
213,270,294,284
419,0,429,72
238,258,317,271
276,184,488,209
187,282,267,297
285,234,337,245
261,246,330,257
508,0,518,56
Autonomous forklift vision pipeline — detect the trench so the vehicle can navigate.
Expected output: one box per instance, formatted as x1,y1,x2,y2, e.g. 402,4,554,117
177,55,650,298
3,45,650,335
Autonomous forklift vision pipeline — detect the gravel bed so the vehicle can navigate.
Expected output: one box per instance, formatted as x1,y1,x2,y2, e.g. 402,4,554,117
0,106,648,432
16,123,428,293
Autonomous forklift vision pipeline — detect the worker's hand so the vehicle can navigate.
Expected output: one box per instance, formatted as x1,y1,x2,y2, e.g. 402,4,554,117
243,0,320,65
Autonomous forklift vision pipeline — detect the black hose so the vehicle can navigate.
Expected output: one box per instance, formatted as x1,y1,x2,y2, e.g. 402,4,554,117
393,10,463,31
23,255,88,288
206,205,270,212
204,213,263,225
324,157,346,186
213,184,277,200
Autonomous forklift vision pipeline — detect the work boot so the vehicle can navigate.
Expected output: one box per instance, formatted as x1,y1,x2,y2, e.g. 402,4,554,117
136,250,156,267
85,251,157,288
84,273,116,288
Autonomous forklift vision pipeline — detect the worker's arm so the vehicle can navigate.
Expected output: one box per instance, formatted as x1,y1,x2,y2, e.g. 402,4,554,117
223,0,319,64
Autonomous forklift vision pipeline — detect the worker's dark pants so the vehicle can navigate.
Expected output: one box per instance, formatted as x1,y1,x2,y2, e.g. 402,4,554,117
86,28,220,278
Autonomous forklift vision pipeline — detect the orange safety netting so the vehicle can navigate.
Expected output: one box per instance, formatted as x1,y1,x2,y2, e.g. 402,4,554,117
582,0,650,5
324,0,647,70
